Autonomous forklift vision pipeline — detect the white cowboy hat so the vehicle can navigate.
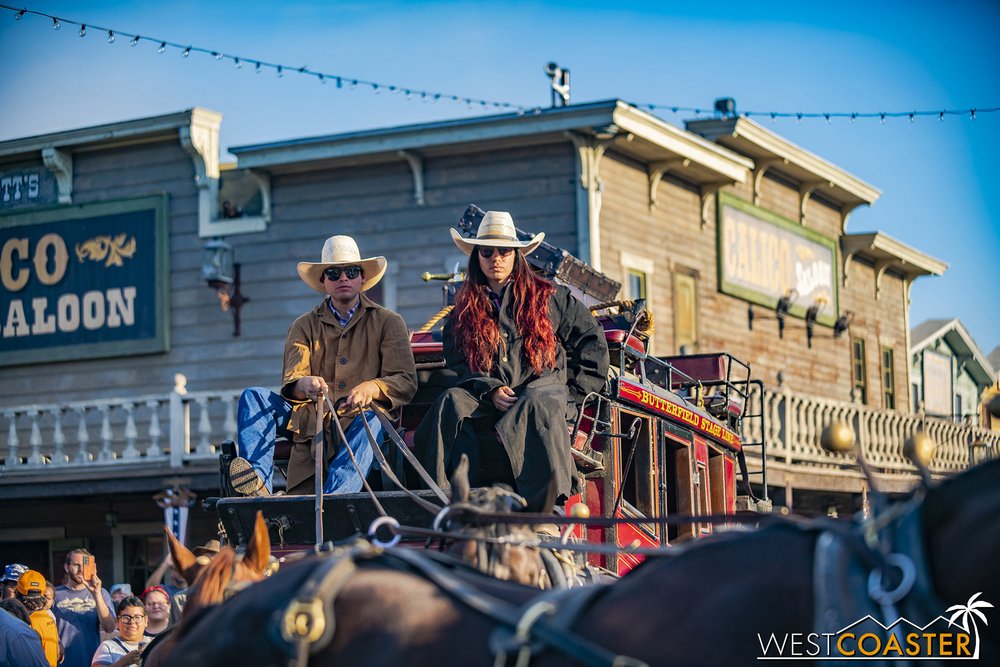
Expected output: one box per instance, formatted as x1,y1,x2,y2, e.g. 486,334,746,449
450,211,545,256
297,235,387,294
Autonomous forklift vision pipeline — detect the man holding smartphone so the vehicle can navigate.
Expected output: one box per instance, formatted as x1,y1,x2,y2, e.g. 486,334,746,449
53,549,114,667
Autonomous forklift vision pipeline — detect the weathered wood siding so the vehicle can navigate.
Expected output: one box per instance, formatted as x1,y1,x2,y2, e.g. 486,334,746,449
598,151,911,411
0,139,578,408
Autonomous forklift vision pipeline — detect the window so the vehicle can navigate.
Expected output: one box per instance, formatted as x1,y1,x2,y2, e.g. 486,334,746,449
673,272,698,353
912,382,921,412
619,251,654,303
881,347,895,410
954,395,963,423
626,269,647,299
851,337,867,404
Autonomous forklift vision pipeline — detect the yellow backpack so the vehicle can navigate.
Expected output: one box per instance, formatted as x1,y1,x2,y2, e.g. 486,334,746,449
29,610,60,667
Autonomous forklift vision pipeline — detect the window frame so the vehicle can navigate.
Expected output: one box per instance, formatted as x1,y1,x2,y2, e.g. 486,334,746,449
851,336,867,404
881,346,895,410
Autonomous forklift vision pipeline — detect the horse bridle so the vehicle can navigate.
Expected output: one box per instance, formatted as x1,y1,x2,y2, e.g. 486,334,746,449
812,489,946,653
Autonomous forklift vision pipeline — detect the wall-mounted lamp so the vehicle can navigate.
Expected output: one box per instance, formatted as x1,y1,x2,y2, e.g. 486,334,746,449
748,292,852,348
775,289,798,339
202,239,249,337
805,298,827,348
833,311,854,338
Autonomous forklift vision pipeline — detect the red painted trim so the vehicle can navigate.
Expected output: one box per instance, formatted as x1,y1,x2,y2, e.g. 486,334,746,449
617,379,742,451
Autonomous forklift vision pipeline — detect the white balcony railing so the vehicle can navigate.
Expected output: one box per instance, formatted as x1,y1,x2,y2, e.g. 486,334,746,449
1,374,241,477
2,377,998,482
741,385,1000,475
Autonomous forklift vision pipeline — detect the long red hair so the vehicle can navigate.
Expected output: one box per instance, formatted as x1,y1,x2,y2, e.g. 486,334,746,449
452,251,557,374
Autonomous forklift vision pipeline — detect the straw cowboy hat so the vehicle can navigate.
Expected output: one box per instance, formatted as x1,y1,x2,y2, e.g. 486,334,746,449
297,235,387,294
450,211,544,256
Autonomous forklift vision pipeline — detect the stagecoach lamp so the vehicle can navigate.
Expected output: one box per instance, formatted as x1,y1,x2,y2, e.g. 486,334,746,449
903,432,937,468
569,503,590,519
820,421,856,454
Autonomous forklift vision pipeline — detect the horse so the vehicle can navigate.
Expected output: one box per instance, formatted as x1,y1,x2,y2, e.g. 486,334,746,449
431,454,562,589
157,455,1000,666
141,512,272,667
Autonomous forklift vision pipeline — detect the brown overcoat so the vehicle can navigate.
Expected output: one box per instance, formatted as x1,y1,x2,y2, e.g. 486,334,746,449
281,293,417,492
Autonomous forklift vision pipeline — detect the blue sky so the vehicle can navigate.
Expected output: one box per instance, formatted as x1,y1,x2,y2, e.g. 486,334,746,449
1,1,997,357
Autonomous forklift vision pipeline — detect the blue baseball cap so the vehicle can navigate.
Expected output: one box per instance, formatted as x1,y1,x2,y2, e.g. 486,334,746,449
2,563,28,583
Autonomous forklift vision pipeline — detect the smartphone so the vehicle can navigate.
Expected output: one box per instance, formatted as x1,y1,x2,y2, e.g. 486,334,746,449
81,555,96,581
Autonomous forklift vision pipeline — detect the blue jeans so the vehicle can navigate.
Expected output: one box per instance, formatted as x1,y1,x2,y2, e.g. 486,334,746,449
237,387,384,494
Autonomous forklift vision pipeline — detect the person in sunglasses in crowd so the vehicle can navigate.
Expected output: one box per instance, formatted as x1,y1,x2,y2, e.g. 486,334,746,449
230,235,417,496
415,211,608,512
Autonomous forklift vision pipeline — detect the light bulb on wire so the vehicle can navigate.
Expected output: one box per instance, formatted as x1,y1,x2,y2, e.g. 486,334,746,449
78,24,86,37
106,30,115,44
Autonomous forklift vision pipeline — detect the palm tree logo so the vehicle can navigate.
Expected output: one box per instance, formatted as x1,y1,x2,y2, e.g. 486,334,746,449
946,592,994,659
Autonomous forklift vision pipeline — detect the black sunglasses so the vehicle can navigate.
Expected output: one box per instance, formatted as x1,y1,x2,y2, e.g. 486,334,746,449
478,247,515,259
323,266,362,281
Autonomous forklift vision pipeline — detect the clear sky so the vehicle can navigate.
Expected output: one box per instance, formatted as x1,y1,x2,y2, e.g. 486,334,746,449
1,1,997,358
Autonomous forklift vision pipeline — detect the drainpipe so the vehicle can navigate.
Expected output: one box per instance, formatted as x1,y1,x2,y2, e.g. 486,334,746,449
566,132,611,270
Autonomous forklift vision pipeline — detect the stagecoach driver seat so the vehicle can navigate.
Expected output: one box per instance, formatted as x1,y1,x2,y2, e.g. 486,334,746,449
413,211,609,513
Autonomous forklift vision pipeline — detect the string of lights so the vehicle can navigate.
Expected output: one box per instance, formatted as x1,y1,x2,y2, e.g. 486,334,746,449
3,4,997,123
1,4,530,113
631,102,998,123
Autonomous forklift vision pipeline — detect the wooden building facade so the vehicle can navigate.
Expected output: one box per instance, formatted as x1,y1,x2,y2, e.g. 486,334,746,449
3,100,994,585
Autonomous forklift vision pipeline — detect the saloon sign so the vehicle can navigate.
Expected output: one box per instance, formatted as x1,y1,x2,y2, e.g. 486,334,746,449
0,196,168,366
717,192,839,326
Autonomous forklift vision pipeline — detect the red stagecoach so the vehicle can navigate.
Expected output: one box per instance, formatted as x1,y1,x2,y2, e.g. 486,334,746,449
212,207,769,576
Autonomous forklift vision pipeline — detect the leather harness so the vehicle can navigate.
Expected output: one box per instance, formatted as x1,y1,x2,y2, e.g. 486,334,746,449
273,542,648,667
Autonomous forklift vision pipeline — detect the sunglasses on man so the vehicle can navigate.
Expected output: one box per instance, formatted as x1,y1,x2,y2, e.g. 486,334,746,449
478,247,516,259
323,266,362,281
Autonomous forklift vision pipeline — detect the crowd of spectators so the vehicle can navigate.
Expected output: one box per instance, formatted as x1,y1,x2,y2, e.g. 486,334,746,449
1,538,219,667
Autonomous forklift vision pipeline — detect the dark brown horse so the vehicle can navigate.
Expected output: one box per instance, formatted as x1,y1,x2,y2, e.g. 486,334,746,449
158,457,1000,666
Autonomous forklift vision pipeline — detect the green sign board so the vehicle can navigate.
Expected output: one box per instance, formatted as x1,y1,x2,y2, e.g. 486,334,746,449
0,196,169,367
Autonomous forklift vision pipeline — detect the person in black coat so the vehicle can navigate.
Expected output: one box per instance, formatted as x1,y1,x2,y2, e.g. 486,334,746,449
415,211,608,512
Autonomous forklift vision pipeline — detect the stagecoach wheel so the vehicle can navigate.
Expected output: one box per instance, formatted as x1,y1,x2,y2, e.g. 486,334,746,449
820,420,856,454
903,431,937,468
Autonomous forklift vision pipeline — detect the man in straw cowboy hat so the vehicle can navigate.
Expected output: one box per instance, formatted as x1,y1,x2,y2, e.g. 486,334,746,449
414,211,608,512
230,235,416,496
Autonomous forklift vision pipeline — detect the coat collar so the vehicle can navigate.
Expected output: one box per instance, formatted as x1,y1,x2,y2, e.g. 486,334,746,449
314,292,379,331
